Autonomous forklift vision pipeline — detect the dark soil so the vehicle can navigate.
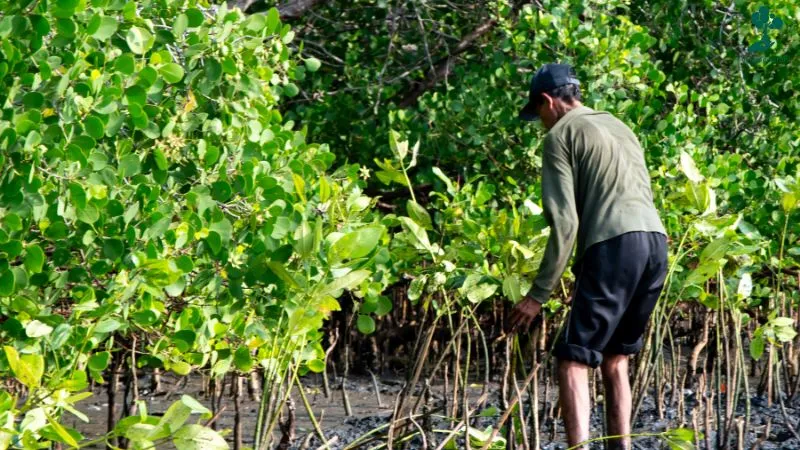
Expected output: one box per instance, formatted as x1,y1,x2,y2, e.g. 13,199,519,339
67,372,800,449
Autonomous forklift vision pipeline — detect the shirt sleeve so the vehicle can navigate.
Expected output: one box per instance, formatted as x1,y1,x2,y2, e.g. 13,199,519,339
526,133,579,303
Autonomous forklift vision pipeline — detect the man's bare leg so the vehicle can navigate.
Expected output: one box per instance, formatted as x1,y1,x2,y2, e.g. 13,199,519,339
601,354,632,449
558,360,591,449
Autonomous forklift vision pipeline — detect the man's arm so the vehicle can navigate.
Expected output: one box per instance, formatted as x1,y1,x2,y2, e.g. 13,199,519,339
526,133,579,303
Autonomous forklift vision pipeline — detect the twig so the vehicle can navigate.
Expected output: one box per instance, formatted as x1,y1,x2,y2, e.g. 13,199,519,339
478,361,541,450
204,406,227,428
368,370,384,408
322,327,338,399
408,414,428,450
313,436,338,450
396,19,497,108
295,371,330,450
750,418,771,450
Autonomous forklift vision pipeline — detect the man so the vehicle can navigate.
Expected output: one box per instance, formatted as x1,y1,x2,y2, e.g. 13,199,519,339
508,63,668,450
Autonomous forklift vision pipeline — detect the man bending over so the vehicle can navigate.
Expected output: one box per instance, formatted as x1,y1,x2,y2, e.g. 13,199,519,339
509,63,668,450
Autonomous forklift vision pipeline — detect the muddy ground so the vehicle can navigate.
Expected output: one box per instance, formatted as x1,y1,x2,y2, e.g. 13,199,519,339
67,372,800,449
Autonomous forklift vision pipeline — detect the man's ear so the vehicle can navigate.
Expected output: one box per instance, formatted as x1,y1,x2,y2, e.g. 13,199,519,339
541,92,555,109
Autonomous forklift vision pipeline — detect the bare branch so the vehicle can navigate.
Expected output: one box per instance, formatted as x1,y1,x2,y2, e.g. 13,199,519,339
227,0,253,12
396,19,497,109
279,0,330,20
227,0,330,19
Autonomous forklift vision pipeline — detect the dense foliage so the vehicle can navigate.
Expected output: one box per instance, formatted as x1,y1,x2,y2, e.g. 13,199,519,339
1,0,799,449
275,0,800,447
0,1,393,448
283,0,800,348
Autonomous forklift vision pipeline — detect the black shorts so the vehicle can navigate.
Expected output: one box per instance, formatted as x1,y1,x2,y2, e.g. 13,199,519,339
554,231,668,368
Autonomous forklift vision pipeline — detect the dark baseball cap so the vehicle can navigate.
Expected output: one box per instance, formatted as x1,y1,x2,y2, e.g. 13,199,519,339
519,63,581,121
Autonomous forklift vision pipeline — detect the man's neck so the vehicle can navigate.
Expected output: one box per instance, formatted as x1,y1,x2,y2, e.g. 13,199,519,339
555,101,583,121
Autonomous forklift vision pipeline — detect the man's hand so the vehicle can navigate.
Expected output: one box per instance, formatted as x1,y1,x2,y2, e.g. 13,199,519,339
508,297,542,333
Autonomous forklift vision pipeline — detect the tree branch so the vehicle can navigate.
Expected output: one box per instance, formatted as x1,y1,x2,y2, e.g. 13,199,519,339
227,0,258,13
279,0,330,20
227,0,330,19
395,19,497,109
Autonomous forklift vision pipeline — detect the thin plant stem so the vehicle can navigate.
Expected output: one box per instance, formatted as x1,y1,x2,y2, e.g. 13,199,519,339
294,368,331,450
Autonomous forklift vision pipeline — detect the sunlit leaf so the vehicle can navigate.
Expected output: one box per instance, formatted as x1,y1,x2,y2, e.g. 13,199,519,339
172,424,229,450
680,152,704,183
126,27,154,54
318,269,371,297
25,320,53,338
329,225,384,263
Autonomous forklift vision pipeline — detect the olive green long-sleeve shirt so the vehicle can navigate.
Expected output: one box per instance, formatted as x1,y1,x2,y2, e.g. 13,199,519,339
527,105,666,303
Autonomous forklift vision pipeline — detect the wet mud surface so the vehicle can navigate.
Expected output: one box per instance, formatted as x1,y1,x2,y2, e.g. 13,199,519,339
68,372,800,449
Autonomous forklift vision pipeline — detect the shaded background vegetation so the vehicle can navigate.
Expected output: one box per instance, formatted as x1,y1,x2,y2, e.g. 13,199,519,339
1,0,799,449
